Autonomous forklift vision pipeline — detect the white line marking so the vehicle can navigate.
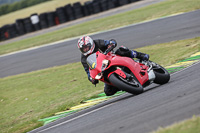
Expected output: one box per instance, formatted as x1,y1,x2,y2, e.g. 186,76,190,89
171,60,200,76
36,103,114,133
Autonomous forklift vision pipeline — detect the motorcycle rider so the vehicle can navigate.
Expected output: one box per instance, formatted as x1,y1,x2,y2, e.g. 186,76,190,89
77,36,149,96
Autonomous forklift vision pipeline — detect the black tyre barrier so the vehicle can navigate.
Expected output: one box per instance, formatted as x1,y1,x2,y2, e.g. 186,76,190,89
32,23,41,31
110,0,119,7
8,24,19,38
23,18,34,33
56,7,68,24
30,13,41,31
100,0,108,11
0,24,18,40
92,1,102,14
83,1,94,16
64,4,75,21
130,0,140,2
0,27,2,41
0,25,9,40
107,0,116,9
39,13,49,29
73,2,84,19
47,12,56,27
16,19,26,35
118,0,130,6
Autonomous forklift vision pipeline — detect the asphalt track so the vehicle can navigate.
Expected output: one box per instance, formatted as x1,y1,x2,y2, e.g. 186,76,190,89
0,9,200,78
29,61,200,133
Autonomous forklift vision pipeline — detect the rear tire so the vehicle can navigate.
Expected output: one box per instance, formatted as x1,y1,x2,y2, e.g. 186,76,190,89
109,73,143,95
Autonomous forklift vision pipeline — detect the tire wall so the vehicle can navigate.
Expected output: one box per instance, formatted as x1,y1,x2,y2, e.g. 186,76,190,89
0,0,141,41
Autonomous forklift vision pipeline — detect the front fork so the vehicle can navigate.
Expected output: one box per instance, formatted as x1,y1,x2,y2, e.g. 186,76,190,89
136,60,156,83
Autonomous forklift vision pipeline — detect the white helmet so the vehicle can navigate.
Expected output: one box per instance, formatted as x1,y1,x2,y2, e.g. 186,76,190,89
77,36,95,56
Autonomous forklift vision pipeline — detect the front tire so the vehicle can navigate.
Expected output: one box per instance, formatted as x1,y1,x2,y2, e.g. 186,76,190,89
152,63,170,84
109,73,143,95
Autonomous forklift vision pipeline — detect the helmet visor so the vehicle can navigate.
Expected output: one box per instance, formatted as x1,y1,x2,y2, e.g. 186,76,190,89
80,43,92,54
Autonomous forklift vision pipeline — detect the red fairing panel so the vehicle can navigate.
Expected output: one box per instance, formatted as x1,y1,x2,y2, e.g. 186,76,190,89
109,55,149,85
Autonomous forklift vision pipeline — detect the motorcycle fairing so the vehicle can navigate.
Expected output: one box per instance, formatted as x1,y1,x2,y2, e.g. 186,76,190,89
107,69,127,79
88,51,149,85
86,53,97,69
107,55,149,85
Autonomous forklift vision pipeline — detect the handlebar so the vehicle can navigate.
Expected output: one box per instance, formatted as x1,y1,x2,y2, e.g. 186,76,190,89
103,45,115,55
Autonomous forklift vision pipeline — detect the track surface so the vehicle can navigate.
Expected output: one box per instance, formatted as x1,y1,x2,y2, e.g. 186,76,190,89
30,62,200,133
0,10,200,78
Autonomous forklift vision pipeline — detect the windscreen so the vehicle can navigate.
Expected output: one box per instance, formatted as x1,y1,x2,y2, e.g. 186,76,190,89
86,53,97,69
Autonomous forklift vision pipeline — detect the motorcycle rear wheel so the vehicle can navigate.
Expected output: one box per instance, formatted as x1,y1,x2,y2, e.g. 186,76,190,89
109,73,143,95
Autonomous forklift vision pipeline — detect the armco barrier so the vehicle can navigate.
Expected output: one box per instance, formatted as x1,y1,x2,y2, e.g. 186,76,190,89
0,0,141,41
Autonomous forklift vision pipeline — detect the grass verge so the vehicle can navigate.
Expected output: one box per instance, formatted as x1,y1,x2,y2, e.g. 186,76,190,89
0,37,200,133
0,0,200,55
152,116,200,133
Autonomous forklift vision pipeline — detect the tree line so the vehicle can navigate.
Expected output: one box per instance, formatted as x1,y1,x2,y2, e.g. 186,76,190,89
0,0,51,16
0,0,21,5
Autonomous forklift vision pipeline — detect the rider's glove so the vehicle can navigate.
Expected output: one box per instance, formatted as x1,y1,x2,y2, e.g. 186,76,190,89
143,54,149,61
110,39,117,47
89,76,99,85
107,39,117,48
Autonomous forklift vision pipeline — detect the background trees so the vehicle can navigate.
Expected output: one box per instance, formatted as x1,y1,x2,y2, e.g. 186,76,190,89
0,0,50,16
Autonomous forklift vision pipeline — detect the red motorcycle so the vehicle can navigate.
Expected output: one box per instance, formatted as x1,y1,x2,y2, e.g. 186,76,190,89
86,46,170,95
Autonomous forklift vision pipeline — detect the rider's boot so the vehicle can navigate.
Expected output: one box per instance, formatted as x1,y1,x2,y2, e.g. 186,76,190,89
134,51,149,61
104,83,119,96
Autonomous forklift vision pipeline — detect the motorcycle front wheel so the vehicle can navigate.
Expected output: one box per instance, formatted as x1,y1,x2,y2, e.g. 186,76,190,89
108,73,144,95
152,62,170,84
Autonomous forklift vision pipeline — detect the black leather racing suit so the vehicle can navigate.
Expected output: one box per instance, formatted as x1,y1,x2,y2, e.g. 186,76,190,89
81,39,119,96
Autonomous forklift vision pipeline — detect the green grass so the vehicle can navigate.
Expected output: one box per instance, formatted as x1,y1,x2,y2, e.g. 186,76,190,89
0,62,104,133
152,116,200,133
1,0,200,55
0,37,200,133
136,37,200,66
